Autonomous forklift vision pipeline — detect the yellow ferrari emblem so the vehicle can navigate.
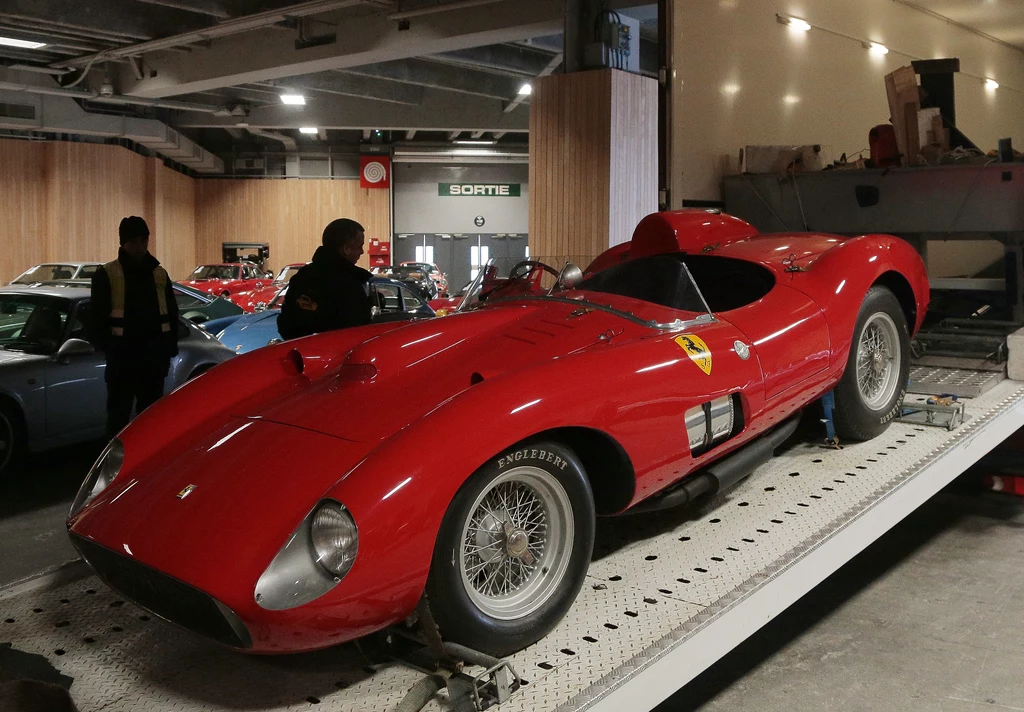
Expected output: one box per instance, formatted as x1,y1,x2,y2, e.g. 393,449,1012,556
674,334,712,375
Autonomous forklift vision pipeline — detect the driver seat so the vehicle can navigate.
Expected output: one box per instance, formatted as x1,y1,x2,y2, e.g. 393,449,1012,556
22,306,64,347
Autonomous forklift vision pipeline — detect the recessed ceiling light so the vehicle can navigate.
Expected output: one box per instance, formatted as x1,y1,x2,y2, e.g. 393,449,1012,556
280,93,305,105
868,42,889,56
721,83,741,95
0,36,47,49
783,94,801,104
299,127,318,134
518,83,532,95
985,78,999,89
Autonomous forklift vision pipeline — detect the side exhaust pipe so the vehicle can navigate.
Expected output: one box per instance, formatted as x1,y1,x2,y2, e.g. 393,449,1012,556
626,414,801,515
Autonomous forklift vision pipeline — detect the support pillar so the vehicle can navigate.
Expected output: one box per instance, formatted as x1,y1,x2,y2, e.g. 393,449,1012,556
528,68,658,269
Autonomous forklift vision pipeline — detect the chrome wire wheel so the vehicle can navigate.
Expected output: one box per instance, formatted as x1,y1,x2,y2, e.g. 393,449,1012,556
459,466,574,621
855,312,901,411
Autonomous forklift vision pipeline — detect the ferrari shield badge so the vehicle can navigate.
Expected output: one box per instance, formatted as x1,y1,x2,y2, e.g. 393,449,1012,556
674,334,712,375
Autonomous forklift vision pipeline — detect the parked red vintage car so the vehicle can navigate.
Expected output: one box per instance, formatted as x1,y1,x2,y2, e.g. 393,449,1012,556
68,210,928,657
429,261,548,315
229,263,306,312
183,263,270,297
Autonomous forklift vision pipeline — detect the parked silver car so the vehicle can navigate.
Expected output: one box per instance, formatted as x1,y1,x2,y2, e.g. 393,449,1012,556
0,286,235,475
9,262,102,285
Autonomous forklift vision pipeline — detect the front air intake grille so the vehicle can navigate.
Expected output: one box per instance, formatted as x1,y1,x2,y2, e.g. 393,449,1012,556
71,535,251,649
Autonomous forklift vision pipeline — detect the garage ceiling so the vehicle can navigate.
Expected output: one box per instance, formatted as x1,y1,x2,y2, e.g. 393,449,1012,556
898,0,1024,51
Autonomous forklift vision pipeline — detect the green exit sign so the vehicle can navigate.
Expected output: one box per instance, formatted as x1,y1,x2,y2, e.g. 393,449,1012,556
439,183,521,197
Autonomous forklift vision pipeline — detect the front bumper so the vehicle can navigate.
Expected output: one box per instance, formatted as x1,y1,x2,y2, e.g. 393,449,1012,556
72,534,252,649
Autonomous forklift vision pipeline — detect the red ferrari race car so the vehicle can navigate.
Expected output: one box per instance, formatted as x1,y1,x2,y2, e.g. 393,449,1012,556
229,263,306,312
183,262,271,297
68,210,928,657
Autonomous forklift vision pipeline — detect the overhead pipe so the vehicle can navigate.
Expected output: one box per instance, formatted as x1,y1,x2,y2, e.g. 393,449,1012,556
0,80,225,113
59,0,375,68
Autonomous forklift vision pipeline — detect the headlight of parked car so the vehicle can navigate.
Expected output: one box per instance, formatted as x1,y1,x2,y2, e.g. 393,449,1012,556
254,499,358,610
69,439,124,517
311,502,359,578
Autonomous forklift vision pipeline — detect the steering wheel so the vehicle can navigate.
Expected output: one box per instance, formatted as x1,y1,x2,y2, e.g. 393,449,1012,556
508,260,560,280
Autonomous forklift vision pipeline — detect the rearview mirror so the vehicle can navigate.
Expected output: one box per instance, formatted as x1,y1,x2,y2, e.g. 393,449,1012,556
57,338,94,363
556,263,583,291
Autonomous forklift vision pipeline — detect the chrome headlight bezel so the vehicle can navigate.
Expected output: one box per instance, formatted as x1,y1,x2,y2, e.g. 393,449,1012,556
254,499,359,611
69,438,124,517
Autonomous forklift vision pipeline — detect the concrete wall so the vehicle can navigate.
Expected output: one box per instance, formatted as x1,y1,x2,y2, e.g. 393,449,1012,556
392,162,529,235
670,0,1024,203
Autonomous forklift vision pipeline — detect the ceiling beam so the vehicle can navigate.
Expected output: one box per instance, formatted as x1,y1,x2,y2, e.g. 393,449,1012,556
503,50,560,114
136,0,231,18
405,129,416,139
338,57,521,100
317,127,327,140
174,87,528,133
0,1,203,41
0,26,107,53
448,130,460,140
429,43,556,77
492,131,505,139
114,0,566,98
265,72,425,106
469,130,485,138
362,128,371,140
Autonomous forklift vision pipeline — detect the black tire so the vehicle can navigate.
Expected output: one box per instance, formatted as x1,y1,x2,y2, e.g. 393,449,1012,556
833,286,911,441
425,441,595,656
0,401,25,478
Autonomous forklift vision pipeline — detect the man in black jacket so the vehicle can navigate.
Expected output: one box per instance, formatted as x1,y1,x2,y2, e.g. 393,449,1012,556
278,218,374,340
91,216,179,436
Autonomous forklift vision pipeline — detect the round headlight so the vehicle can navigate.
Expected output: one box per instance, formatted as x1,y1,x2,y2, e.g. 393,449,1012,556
310,502,358,578
69,439,124,516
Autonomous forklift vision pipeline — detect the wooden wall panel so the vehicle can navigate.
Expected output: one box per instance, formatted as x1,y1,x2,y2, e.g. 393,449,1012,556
0,141,46,284
0,139,199,284
43,143,152,267
194,180,390,273
153,165,197,280
529,69,658,269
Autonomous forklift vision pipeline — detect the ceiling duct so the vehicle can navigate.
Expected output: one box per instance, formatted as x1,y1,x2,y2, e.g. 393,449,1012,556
0,69,223,173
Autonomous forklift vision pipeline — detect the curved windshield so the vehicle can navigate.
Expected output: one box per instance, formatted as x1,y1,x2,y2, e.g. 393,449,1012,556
0,294,70,353
276,265,302,283
192,265,240,280
576,255,712,316
386,267,428,281
12,264,78,284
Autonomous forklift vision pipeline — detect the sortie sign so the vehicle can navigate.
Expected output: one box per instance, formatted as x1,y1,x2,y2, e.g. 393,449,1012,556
439,183,521,197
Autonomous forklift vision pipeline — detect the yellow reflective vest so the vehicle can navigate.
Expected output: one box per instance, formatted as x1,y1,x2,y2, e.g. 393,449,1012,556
103,259,172,337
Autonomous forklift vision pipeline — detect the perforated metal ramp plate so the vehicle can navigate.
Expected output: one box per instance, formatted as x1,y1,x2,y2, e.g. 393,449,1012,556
2,381,1023,712
909,365,1005,398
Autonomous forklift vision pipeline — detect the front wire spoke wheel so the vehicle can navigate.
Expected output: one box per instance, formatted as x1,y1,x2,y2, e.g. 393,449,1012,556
855,313,901,411
459,467,574,621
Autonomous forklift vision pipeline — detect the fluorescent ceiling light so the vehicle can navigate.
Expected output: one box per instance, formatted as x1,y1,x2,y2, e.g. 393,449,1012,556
518,83,532,95
783,94,801,104
985,78,999,89
280,93,305,105
868,42,889,55
780,16,811,32
0,36,47,49
454,140,496,145
299,127,318,134
721,83,741,95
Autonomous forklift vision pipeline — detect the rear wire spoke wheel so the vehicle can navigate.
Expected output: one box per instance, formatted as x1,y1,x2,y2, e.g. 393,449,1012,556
833,286,911,441
426,441,594,656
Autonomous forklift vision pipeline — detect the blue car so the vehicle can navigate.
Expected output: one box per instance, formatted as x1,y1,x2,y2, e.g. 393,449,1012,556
216,277,435,354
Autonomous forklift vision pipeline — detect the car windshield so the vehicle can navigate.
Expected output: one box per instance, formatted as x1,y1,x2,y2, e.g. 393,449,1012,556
403,263,434,274
575,254,713,316
276,265,302,283
0,294,70,353
192,265,240,280
12,264,79,284
77,265,99,279
387,267,427,280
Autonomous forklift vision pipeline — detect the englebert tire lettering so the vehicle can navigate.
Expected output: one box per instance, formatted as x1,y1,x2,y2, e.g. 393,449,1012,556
498,448,568,470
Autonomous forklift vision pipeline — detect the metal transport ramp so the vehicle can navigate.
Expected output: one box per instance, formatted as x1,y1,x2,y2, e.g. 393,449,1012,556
3,381,1024,712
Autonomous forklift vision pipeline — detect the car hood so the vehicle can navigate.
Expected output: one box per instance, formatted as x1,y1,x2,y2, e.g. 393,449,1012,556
242,298,650,443
222,310,278,334
69,418,374,594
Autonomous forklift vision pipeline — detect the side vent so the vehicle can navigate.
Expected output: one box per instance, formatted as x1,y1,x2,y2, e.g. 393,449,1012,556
0,102,36,120
684,394,741,457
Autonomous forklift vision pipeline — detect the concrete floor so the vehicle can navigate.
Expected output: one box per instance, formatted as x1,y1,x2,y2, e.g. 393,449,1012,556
659,487,1024,712
0,442,101,587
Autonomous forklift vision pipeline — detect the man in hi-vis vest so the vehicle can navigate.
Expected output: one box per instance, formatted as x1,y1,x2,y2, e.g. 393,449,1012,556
90,216,179,437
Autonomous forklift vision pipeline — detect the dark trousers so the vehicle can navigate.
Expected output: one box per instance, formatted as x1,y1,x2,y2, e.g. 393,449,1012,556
105,354,169,437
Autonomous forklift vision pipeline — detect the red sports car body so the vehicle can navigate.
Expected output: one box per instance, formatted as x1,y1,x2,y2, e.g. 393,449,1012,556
229,263,305,312
429,263,547,315
183,263,269,297
68,210,928,657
